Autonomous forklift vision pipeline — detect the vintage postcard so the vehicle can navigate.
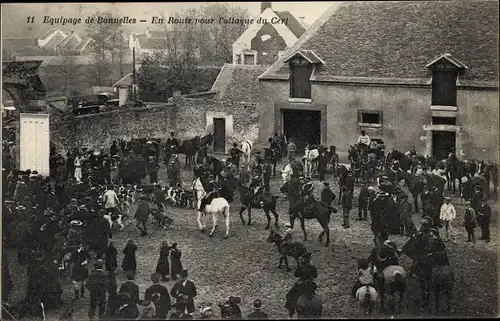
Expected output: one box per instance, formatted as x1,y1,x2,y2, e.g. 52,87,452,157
1,1,499,320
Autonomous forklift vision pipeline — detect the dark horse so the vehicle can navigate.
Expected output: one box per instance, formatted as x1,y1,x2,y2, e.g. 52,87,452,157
401,232,454,315
266,229,307,272
445,154,475,195
479,161,498,197
202,156,225,182
236,180,279,229
285,280,322,319
289,197,337,247
386,150,412,172
395,171,446,213
178,136,201,168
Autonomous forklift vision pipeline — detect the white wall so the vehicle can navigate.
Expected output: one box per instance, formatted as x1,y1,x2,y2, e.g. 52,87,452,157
20,113,50,176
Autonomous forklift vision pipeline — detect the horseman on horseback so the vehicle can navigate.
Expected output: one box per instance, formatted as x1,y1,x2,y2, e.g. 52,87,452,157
368,232,401,286
249,175,263,207
301,181,315,213
198,174,220,212
357,130,371,155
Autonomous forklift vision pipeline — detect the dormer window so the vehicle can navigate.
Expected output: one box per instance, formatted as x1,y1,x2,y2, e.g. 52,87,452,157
284,50,324,100
427,53,468,107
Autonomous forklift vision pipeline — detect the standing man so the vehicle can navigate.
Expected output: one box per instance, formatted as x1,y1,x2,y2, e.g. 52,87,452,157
71,243,91,300
287,139,297,161
110,140,119,156
229,143,243,172
134,195,150,237
358,183,369,221
463,201,477,243
388,193,401,234
74,153,84,183
166,132,179,153
147,156,160,184
440,197,457,243
86,259,109,320
477,199,491,243
320,182,336,207
143,273,172,319
341,186,353,228
170,269,197,316
247,299,269,320
318,148,328,182
399,193,417,236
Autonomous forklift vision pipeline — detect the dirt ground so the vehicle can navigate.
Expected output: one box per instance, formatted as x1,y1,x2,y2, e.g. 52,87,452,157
4,157,499,319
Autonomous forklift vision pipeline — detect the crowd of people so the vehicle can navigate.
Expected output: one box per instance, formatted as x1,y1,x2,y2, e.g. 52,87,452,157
1,129,496,320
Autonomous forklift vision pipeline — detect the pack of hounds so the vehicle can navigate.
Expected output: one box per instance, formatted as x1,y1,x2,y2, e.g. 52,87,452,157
102,183,196,231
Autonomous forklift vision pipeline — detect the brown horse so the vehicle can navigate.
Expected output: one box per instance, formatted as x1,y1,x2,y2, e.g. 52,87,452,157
236,180,279,229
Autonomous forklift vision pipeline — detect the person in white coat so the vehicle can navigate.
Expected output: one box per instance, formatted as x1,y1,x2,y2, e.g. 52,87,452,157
440,197,457,243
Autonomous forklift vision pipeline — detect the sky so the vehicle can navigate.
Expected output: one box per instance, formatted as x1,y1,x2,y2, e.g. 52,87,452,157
1,2,341,37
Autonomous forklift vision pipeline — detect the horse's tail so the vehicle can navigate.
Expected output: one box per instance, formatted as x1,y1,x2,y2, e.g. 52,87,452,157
363,285,372,302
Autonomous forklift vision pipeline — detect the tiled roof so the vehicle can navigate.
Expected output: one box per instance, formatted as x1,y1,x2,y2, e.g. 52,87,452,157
43,33,67,48
138,37,168,50
261,1,499,82
275,11,306,38
113,73,133,87
283,50,324,64
75,37,93,51
38,28,60,40
56,32,82,50
211,63,269,102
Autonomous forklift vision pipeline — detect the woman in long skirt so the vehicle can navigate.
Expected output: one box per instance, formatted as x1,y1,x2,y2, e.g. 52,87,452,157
156,241,171,281
170,243,183,281
121,239,137,278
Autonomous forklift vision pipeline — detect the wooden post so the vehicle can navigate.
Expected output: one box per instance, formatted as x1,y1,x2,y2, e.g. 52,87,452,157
132,47,136,101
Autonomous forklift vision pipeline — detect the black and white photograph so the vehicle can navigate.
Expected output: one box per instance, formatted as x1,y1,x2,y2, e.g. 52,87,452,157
1,1,499,319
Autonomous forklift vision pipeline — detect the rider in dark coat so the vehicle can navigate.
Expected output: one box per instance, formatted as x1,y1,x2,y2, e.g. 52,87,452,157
294,252,318,281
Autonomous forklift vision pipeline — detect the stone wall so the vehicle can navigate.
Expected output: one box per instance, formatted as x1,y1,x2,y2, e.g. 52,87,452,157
51,96,260,153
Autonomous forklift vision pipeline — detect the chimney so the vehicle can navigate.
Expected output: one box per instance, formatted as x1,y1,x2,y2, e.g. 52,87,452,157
261,2,272,13
298,16,306,27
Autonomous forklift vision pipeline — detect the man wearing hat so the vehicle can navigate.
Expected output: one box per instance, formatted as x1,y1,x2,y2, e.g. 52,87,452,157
170,269,197,315
295,252,318,281
340,186,353,228
143,273,172,318
70,243,91,300
116,292,140,320
358,183,369,221
301,181,315,212
320,182,336,207
86,259,109,319
424,228,450,268
477,199,491,243
247,299,269,320
463,201,477,243
229,143,243,172
399,193,417,236
147,155,160,184
135,195,151,236
119,270,140,305
440,197,456,243
262,157,273,192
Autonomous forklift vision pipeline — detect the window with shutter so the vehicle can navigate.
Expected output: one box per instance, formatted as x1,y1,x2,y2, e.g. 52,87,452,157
289,57,312,99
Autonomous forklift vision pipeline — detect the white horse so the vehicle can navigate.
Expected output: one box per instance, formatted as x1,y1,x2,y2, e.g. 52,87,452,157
193,177,231,238
281,163,294,184
303,148,319,177
356,285,378,316
240,140,253,165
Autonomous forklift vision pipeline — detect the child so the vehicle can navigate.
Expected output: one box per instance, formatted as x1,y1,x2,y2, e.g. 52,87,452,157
122,239,137,278
351,258,374,298
464,201,477,243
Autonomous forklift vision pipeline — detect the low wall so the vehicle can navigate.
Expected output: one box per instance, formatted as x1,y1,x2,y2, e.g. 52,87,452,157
52,96,260,152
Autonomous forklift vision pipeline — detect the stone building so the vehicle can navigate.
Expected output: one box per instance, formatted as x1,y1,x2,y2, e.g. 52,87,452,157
257,1,499,161
232,2,307,66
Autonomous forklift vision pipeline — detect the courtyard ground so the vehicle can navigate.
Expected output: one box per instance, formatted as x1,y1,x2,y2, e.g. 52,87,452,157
4,156,499,319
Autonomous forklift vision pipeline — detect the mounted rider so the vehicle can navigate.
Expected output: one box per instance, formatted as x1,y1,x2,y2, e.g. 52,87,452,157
295,252,318,281
198,174,221,212
423,228,450,268
367,232,400,282
301,181,315,212
281,222,294,256
249,175,263,207
357,130,371,155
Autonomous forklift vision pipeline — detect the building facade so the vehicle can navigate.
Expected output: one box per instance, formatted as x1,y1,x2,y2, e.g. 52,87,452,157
232,2,307,66
257,1,499,161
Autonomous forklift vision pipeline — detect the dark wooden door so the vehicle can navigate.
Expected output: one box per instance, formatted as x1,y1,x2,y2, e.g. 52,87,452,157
432,130,456,161
213,118,226,152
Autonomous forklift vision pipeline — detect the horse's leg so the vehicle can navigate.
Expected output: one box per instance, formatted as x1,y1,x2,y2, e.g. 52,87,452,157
264,209,271,230
300,217,307,241
319,221,330,247
290,215,296,229
239,206,246,225
413,192,419,213
379,275,386,313
247,207,252,225
197,211,205,232
445,283,452,315
271,208,279,228
338,187,342,205
434,284,440,315
284,254,292,272
209,212,217,237
224,207,230,239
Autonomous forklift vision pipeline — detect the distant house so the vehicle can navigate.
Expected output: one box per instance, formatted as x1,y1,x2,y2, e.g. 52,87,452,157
128,28,169,57
113,73,133,107
232,2,307,66
257,1,499,161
